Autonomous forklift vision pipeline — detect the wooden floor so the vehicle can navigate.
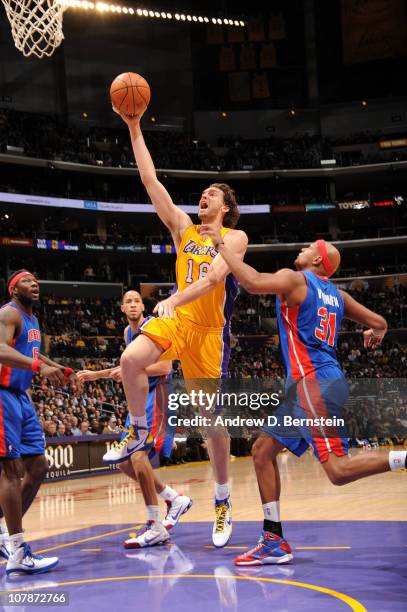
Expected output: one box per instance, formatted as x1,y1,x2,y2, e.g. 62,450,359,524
26,448,406,541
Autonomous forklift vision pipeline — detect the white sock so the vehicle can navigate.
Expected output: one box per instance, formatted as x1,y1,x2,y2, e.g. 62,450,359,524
389,451,406,471
215,482,230,501
263,501,280,522
0,517,6,534
0,531,9,545
146,505,160,523
159,486,178,502
130,414,147,429
8,532,24,555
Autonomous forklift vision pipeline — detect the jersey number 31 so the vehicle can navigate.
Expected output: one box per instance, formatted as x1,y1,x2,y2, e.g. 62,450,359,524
315,307,336,347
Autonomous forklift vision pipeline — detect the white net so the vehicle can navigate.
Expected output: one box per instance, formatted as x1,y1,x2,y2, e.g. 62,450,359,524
1,0,65,59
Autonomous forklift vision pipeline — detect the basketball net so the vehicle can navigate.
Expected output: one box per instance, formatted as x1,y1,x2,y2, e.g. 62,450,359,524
1,0,66,59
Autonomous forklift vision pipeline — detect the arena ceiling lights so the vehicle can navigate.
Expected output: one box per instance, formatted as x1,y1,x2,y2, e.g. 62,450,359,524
59,1,246,26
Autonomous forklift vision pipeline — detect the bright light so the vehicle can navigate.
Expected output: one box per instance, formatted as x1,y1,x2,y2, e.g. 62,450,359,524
62,3,244,26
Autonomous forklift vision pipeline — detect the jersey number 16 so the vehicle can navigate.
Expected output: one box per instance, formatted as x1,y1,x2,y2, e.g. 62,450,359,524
185,259,210,284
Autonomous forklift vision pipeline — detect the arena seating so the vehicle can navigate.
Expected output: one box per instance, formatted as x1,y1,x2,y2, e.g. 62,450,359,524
32,282,407,459
2,108,406,171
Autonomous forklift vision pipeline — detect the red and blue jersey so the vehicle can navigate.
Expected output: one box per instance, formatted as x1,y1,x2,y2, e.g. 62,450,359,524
276,271,344,379
0,302,41,392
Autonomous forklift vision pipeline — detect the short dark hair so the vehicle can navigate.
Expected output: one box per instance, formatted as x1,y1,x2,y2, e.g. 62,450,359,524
210,183,240,228
121,289,142,304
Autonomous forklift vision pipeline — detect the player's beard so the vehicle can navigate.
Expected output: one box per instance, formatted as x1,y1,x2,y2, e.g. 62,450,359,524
17,294,37,308
127,313,143,326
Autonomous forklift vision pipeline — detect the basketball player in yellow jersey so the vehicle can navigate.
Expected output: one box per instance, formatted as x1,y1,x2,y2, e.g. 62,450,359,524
103,109,248,548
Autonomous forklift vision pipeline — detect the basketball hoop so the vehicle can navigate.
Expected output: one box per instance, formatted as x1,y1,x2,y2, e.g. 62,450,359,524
1,0,66,59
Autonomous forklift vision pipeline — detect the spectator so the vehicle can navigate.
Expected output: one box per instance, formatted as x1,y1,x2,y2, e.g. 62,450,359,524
80,420,95,436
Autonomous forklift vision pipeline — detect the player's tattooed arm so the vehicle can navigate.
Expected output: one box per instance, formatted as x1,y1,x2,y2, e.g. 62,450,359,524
154,230,248,318
118,112,192,249
339,290,388,348
0,308,65,384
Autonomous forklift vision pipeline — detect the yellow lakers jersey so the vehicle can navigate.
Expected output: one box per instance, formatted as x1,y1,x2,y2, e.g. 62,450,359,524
175,224,238,328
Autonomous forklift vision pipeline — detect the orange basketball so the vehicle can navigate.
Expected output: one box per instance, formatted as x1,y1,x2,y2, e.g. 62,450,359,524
110,72,151,116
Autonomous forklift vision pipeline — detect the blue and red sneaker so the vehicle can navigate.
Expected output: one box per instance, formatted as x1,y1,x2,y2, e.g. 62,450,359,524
234,531,293,566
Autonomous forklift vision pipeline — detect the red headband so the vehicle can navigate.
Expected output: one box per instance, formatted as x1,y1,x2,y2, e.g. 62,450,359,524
8,271,35,296
316,240,335,277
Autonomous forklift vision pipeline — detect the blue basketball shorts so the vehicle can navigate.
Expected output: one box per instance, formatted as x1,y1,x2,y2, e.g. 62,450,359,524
263,368,349,463
0,387,45,459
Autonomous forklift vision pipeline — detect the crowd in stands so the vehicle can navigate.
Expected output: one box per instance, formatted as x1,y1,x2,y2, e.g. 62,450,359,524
27,279,407,460
2,207,407,249
32,333,407,457
2,109,407,171
39,282,406,352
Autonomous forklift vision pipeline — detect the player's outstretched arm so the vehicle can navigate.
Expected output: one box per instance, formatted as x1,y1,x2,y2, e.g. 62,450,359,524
77,368,116,382
200,224,304,296
340,290,388,348
117,111,191,248
154,230,248,318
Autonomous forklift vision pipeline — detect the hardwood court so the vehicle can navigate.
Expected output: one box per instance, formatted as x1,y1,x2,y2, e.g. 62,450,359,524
1,448,405,612
25,447,406,541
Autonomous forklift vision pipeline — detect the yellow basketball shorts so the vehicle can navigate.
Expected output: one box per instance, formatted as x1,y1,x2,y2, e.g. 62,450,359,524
139,313,230,379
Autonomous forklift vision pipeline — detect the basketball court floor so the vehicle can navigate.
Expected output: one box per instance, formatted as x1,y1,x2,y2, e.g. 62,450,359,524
1,448,406,611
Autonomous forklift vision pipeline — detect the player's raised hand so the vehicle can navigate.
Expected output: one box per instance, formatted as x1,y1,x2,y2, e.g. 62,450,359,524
154,296,176,319
363,328,386,349
112,106,145,127
199,224,222,246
